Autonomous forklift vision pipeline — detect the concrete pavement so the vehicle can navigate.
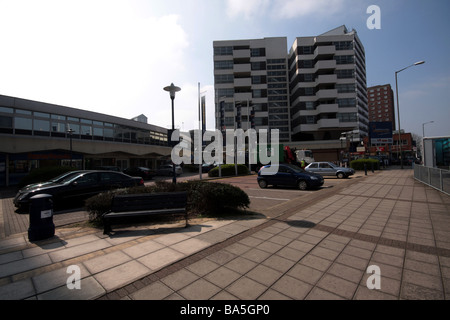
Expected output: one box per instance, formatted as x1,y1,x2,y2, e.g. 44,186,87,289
0,168,449,301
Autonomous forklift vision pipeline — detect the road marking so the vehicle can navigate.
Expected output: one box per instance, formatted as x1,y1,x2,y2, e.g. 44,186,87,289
248,188,304,193
249,196,290,201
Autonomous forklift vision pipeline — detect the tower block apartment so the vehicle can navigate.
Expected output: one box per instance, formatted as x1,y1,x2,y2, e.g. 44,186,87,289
288,26,369,158
213,37,291,143
213,26,370,161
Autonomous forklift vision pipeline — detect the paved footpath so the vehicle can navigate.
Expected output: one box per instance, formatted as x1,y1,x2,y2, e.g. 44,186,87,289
0,169,449,301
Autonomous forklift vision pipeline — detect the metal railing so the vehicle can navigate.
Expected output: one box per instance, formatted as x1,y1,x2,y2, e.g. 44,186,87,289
414,165,450,195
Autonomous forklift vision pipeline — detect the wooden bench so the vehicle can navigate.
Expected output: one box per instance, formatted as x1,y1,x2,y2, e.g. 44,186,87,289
102,192,188,234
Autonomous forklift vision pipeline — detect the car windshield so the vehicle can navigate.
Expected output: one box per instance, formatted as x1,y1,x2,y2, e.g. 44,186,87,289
59,173,85,184
284,164,305,173
50,171,78,182
328,162,338,168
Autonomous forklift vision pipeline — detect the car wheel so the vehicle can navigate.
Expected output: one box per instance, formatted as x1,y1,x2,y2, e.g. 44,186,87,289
337,172,345,179
298,180,308,190
258,179,268,189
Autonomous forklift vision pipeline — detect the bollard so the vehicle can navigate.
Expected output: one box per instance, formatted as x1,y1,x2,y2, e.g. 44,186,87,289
28,194,55,242
364,163,367,176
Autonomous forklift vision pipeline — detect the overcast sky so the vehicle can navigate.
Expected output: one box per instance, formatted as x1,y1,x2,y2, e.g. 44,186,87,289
0,0,449,137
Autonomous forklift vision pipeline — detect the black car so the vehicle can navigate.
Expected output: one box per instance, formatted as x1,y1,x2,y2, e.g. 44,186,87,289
123,167,156,180
14,171,144,211
18,170,88,192
257,163,324,190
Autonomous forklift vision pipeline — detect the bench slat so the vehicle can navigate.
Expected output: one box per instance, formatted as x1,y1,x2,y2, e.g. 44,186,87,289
103,191,188,234
104,208,186,218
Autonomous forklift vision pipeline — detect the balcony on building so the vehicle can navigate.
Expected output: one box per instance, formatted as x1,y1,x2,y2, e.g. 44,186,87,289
317,118,340,129
234,92,252,102
317,103,339,114
233,64,251,73
233,49,251,59
234,78,252,87
314,45,336,58
314,60,337,72
316,89,338,100
315,74,337,85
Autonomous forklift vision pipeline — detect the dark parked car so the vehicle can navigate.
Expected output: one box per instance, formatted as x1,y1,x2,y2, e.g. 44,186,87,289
14,171,144,211
257,163,324,190
123,167,156,180
18,170,88,192
94,166,121,172
305,162,354,179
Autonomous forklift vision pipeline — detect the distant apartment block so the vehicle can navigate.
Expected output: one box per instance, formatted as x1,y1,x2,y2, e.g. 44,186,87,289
368,84,396,130
213,26,369,160
213,37,291,142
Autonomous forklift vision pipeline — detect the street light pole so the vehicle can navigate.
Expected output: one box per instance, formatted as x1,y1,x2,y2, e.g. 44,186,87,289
164,83,181,184
395,61,425,169
422,121,434,138
67,128,74,167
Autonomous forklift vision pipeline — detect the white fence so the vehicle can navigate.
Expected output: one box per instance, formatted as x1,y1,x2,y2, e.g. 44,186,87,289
414,165,450,195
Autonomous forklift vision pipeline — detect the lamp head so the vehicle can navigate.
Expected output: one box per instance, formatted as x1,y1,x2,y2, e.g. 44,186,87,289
164,83,181,99
414,61,425,66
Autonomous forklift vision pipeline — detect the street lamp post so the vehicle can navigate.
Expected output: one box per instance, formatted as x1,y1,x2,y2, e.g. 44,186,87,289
422,121,434,138
395,61,425,169
164,83,181,184
67,128,74,167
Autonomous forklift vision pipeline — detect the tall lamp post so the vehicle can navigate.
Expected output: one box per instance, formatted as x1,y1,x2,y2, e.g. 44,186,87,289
422,121,434,138
67,128,74,167
395,60,425,169
164,83,181,184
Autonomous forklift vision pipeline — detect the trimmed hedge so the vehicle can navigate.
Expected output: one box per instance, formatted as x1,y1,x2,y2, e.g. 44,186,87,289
17,166,78,188
85,180,250,223
350,159,380,171
208,164,249,177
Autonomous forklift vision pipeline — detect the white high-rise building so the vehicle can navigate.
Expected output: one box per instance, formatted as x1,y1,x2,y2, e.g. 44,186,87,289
288,26,369,155
213,37,291,142
213,26,369,160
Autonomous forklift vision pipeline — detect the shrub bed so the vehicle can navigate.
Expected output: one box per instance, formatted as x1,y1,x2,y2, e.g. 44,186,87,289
350,159,380,171
85,180,250,223
208,164,249,177
17,166,77,188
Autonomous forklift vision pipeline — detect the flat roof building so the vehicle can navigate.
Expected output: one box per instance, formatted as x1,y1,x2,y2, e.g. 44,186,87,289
213,37,291,142
288,26,369,156
0,94,171,186
213,26,369,161
368,84,395,130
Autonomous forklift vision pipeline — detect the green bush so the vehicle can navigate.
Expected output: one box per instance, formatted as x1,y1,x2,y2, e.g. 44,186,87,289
350,159,380,171
183,180,250,215
17,166,77,188
85,180,250,223
208,164,249,177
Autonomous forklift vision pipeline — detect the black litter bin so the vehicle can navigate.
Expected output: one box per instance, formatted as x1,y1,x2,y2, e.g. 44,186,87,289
28,194,55,241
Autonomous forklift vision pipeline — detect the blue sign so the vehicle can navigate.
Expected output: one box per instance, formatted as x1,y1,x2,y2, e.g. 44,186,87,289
369,122,393,144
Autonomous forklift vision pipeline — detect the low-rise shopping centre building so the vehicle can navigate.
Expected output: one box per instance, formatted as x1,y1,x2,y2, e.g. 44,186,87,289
0,94,171,186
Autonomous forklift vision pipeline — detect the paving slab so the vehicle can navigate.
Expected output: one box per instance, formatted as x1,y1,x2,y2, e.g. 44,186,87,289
1,169,450,302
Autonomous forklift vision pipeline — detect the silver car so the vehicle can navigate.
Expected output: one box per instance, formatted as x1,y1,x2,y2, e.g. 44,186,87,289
156,164,183,176
305,162,354,179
